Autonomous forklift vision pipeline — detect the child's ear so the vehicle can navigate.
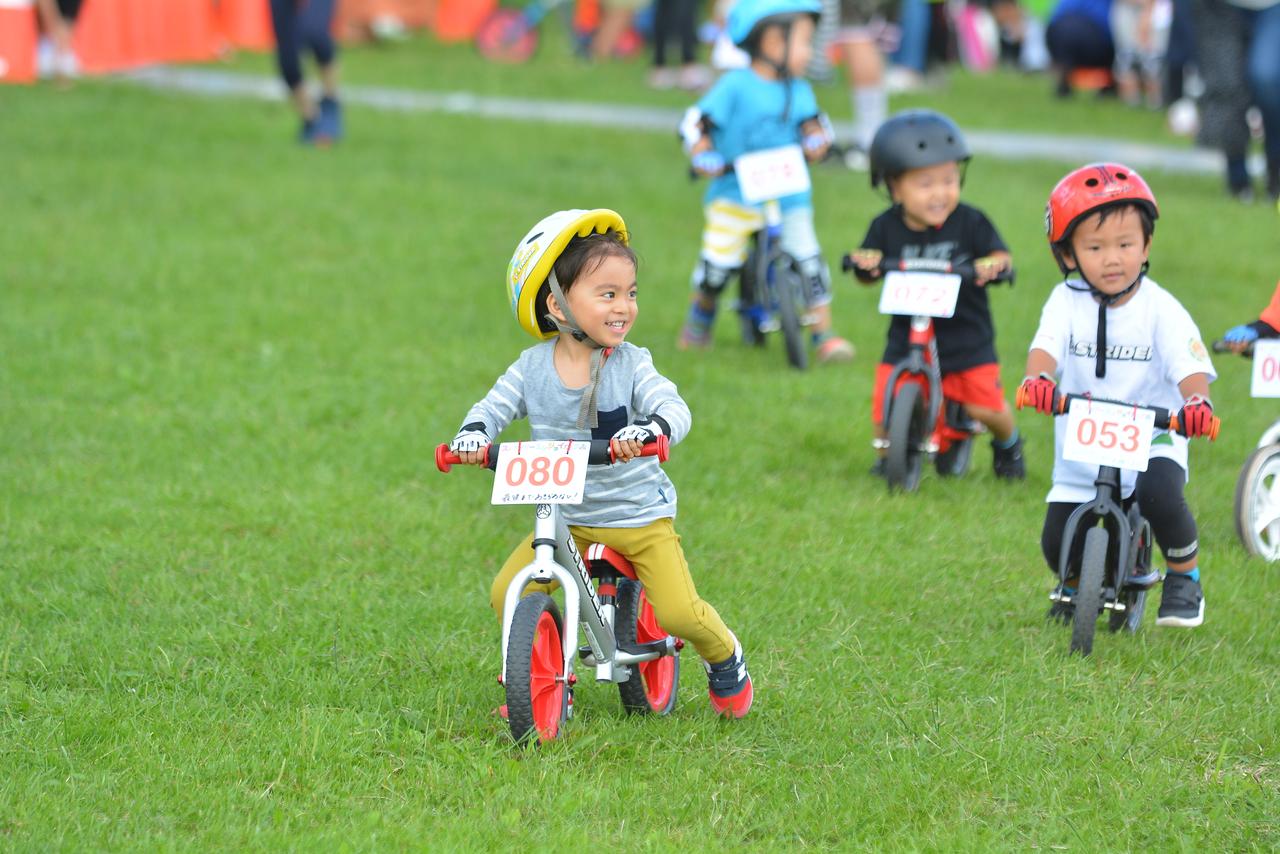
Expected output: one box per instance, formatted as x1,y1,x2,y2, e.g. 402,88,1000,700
545,292,567,324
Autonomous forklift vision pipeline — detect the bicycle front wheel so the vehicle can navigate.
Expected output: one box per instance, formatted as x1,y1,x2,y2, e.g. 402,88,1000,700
504,593,567,744
1070,527,1107,656
885,380,928,492
773,262,808,370
1234,443,1280,561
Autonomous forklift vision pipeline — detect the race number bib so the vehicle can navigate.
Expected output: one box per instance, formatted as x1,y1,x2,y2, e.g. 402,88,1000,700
734,145,811,204
491,441,590,505
878,271,962,318
1062,398,1156,472
1251,339,1280,398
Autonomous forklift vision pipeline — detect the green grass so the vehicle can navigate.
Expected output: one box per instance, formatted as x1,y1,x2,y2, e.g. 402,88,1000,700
2,69,1279,850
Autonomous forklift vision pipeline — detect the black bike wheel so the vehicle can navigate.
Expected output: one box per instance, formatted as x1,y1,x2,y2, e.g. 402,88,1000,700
1071,527,1107,656
504,593,567,745
774,264,808,370
738,252,766,347
885,381,928,492
615,579,680,715
1233,443,1280,561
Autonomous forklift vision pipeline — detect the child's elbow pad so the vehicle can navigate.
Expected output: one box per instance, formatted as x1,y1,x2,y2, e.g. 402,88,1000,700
679,107,707,154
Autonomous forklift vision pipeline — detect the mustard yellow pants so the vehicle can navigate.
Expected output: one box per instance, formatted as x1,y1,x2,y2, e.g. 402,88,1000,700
489,518,736,664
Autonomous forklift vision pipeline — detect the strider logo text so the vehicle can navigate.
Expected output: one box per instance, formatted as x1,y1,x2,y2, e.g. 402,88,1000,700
1069,336,1153,362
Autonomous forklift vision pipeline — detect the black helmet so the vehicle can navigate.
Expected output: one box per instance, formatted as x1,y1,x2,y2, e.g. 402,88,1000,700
869,110,971,189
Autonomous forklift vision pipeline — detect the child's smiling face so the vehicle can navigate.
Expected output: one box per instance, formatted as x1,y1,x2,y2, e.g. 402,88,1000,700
889,161,962,230
552,254,638,347
1063,205,1151,296
757,15,815,78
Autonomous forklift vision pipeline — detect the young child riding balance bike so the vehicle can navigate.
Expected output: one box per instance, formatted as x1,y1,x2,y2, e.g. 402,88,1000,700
448,208,753,720
677,0,854,363
847,110,1025,480
1021,164,1218,628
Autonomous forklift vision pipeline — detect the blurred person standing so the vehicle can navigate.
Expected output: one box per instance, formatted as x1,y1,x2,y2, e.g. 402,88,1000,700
270,0,343,145
1110,0,1171,107
819,0,891,165
650,0,712,89
35,0,80,82
591,0,644,60
1045,0,1114,96
1192,0,1280,202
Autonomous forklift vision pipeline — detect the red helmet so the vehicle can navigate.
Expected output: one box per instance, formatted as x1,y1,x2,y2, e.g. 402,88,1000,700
1045,163,1159,268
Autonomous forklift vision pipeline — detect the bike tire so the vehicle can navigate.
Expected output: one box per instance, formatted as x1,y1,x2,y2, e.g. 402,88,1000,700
885,381,928,492
504,593,567,744
615,579,680,715
738,252,767,347
1233,443,1280,561
774,262,808,370
475,9,539,63
1071,527,1107,656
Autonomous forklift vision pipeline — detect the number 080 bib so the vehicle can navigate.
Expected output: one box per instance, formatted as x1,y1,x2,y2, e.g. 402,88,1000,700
1062,399,1156,472
491,441,591,505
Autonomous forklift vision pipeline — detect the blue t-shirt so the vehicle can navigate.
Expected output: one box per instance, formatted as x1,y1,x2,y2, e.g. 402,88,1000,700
697,68,821,211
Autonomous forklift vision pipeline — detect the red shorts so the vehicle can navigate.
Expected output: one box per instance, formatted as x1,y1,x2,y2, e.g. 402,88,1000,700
871,362,1007,426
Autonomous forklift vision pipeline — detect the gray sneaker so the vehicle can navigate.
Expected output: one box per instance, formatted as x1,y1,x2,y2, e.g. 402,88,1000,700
1156,572,1204,627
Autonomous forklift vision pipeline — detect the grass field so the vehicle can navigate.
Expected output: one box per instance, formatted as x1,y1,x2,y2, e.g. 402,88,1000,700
2,37,1279,850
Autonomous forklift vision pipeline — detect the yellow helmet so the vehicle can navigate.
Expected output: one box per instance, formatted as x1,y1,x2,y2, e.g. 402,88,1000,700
507,209,629,340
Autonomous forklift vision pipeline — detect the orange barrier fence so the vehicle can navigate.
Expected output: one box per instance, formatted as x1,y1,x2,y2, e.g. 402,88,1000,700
0,0,38,83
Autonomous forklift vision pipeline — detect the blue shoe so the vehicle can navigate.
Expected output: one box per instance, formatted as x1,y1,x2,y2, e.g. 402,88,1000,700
298,115,322,145
316,96,343,144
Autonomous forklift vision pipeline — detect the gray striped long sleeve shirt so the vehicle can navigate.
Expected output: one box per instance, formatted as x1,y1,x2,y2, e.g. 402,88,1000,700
460,342,692,527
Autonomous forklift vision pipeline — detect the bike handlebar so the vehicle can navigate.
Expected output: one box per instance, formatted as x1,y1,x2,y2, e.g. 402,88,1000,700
435,435,670,473
1014,388,1220,441
839,254,1016,286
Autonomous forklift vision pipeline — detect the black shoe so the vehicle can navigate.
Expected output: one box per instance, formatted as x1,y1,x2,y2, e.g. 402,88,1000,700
1156,572,1204,627
1046,599,1075,625
992,436,1025,480
869,457,886,478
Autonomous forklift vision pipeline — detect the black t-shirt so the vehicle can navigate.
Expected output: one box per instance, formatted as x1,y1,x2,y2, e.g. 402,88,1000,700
859,203,1009,373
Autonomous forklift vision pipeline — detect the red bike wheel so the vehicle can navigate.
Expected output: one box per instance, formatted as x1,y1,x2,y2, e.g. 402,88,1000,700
505,593,567,744
616,579,680,714
475,9,539,64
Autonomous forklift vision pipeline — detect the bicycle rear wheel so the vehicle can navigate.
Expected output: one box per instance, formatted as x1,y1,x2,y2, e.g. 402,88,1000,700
1070,527,1107,656
615,579,680,715
885,381,928,492
475,9,539,63
504,593,567,744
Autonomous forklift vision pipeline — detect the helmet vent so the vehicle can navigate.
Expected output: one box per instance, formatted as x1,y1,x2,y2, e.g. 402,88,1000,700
1115,171,1129,180
1084,177,1099,187
526,231,543,244
917,141,927,150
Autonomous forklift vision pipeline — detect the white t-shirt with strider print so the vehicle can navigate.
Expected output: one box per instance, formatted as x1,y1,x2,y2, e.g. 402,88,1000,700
1028,276,1217,504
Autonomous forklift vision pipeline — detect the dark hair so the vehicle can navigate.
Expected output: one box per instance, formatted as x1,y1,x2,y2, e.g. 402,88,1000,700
535,230,636,334
1060,201,1156,257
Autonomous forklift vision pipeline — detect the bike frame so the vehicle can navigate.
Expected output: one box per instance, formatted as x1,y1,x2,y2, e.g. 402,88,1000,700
498,502,677,692
880,316,945,453
1052,465,1138,610
740,200,789,326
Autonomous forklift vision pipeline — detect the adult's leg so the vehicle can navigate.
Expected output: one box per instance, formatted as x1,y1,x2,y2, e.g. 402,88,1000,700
269,0,314,120
1191,0,1252,194
1245,4,1280,194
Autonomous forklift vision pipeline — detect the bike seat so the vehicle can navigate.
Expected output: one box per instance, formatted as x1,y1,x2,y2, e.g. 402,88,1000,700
585,543,638,581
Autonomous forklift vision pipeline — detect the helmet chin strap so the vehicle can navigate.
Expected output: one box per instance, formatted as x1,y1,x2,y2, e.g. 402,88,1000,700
1064,261,1148,378
544,269,609,429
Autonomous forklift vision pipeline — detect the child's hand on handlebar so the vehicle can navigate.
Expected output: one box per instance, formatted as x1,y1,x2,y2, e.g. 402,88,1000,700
691,147,732,176
801,132,829,161
1018,373,1057,414
1177,394,1215,438
847,249,883,280
973,254,1010,287
1221,324,1259,352
610,419,662,463
449,425,490,466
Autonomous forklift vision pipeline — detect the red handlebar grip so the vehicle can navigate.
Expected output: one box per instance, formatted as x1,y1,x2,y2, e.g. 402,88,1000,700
1209,416,1221,442
436,444,459,473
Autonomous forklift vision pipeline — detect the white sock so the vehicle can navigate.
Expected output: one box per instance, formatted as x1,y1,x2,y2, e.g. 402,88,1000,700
852,86,888,150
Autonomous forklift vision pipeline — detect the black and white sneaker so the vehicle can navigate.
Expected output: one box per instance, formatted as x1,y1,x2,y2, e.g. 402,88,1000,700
1156,572,1204,627
1046,599,1075,625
